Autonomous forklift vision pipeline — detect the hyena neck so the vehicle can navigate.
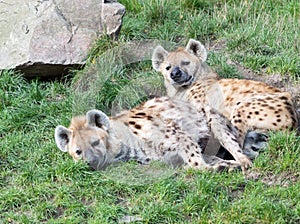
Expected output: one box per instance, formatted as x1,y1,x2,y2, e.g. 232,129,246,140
113,143,135,162
104,132,133,164
108,120,149,165
166,83,190,101
112,143,149,165
194,62,218,80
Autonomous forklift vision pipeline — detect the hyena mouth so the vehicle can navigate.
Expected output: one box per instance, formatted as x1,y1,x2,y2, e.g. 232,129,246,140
175,75,194,87
170,66,194,87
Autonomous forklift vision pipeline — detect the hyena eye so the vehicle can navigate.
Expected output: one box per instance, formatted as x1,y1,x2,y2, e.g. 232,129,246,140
181,61,190,66
75,149,82,155
166,65,171,70
91,140,100,147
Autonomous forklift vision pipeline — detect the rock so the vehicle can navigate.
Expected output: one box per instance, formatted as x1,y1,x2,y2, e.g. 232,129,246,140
0,0,125,77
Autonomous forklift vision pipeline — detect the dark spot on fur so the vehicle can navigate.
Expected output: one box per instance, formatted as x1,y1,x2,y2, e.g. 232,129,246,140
259,118,263,121
153,123,160,127
135,124,142,129
277,119,281,122
133,131,138,135
188,159,191,163
272,123,277,126
194,162,199,167
234,119,242,123
231,137,238,143
247,115,251,119
147,116,153,120
285,101,293,108
226,124,235,132
165,135,169,139
276,114,281,118
255,111,259,115
269,106,275,110
135,112,146,116
279,96,288,101
131,116,143,119
191,153,195,157
129,121,135,125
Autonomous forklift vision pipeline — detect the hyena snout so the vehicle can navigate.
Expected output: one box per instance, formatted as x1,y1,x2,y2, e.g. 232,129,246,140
84,149,107,170
170,66,191,83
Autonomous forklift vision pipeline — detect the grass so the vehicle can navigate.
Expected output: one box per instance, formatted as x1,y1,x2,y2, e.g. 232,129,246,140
1,0,299,223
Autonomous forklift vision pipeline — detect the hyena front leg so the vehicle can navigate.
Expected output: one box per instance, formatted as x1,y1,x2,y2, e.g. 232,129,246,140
205,107,252,171
162,121,241,172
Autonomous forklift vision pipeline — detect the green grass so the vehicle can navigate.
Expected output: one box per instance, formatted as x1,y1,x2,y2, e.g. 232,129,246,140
1,0,300,223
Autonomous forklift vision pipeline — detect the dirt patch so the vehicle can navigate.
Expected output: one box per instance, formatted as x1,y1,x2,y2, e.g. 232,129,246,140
245,169,300,187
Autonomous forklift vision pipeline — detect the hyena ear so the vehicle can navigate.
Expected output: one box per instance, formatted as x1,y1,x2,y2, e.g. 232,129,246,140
55,125,71,152
86,110,110,130
152,45,169,71
185,39,207,62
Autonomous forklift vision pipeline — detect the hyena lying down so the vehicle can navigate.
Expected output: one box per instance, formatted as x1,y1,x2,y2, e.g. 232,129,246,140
55,97,252,172
152,39,299,159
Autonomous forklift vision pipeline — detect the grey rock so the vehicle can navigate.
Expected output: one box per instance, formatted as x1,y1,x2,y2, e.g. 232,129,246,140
0,0,125,77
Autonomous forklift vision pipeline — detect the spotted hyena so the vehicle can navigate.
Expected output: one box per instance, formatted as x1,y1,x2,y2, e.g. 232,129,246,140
55,97,252,172
152,39,298,159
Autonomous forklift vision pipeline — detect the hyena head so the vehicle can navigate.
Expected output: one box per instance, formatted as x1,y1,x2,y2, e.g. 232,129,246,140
152,39,208,88
55,110,113,170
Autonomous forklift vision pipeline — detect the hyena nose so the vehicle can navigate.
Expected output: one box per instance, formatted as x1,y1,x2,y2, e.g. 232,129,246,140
170,66,181,80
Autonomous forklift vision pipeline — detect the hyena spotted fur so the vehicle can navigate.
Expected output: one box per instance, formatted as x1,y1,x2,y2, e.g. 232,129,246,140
55,97,252,172
152,39,298,159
